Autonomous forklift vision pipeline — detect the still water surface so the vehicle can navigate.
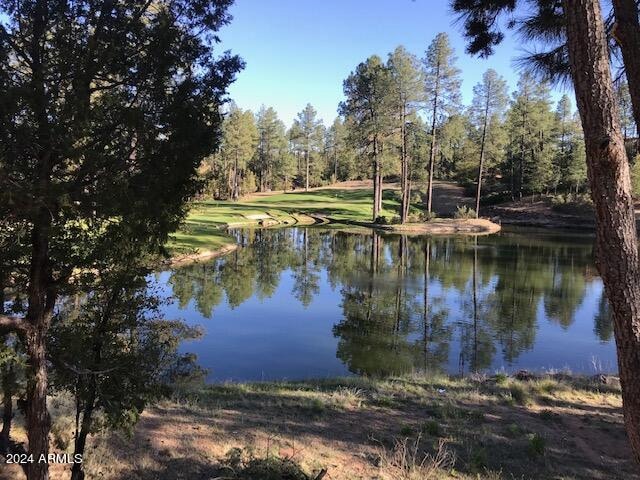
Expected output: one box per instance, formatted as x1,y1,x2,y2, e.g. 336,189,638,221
157,227,616,382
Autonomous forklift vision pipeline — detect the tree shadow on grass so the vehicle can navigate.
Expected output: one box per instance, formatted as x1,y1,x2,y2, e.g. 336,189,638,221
103,376,640,480
111,440,315,480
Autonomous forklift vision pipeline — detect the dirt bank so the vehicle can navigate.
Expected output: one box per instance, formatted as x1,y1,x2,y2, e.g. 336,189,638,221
484,196,596,230
375,218,501,235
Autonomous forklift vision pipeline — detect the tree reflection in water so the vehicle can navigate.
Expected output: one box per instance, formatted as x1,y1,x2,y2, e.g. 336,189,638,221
167,227,612,378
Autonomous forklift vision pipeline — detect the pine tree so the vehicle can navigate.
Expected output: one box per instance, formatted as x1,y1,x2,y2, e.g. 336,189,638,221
388,46,425,222
438,114,474,180
554,95,587,193
469,69,508,215
222,105,258,200
253,106,287,192
325,117,356,182
616,80,638,156
616,81,636,141
292,104,325,191
0,2,242,478
340,56,395,221
504,74,555,198
405,116,430,211
451,0,640,460
423,33,462,213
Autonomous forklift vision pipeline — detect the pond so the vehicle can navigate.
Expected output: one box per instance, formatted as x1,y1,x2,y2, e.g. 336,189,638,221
157,227,617,382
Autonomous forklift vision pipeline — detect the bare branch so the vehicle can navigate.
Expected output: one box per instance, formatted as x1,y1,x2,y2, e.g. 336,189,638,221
60,360,120,376
0,314,27,334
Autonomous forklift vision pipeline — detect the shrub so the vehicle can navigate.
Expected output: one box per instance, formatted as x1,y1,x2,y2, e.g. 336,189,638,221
506,423,523,438
329,386,365,409
421,420,441,437
421,210,437,222
550,193,593,215
376,436,455,480
400,424,415,436
51,417,75,450
528,433,546,457
454,205,476,219
410,191,422,204
406,212,423,223
494,373,508,385
375,395,396,408
470,446,488,470
508,382,531,406
223,447,310,480
533,378,562,395
309,397,325,414
538,409,557,422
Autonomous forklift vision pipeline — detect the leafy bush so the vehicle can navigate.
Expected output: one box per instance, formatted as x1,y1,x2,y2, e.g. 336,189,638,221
454,205,476,219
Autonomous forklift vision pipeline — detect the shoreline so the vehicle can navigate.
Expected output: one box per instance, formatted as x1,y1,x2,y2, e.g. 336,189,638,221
167,242,239,267
369,217,501,235
167,217,502,267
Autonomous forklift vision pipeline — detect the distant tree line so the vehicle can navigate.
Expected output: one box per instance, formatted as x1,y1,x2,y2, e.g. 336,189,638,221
204,32,639,222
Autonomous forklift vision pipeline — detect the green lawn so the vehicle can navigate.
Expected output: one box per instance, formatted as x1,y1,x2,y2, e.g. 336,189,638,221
169,188,406,255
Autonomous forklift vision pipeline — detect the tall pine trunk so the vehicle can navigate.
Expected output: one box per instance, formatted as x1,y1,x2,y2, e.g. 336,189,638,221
377,143,384,215
564,0,640,462
305,149,310,192
70,394,95,480
427,111,437,214
372,136,380,221
426,67,441,214
422,242,431,372
0,287,11,454
612,0,640,138
475,104,489,217
231,152,239,200
400,104,409,223
1,363,14,453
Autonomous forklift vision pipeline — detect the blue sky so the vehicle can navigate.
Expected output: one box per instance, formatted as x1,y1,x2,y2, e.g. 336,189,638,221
217,0,567,126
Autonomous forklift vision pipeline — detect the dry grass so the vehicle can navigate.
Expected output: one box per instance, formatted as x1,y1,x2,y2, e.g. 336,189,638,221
376,436,455,480
1,373,637,480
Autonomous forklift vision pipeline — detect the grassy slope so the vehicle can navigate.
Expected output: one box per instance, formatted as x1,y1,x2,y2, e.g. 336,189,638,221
23,373,634,480
169,188,404,255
